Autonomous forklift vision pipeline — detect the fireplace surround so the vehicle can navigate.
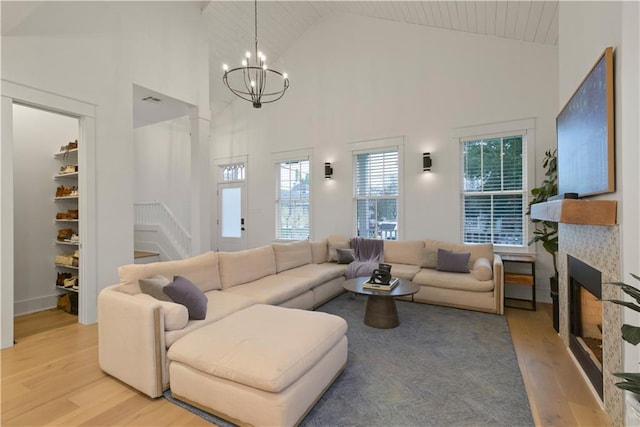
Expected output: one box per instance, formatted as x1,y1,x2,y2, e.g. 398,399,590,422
559,223,622,426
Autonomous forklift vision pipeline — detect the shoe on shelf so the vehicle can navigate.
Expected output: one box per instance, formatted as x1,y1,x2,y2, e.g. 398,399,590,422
67,209,79,219
57,228,73,241
55,253,74,266
63,275,77,289
59,164,77,175
56,272,72,287
67,234,79,243
69,187,79,197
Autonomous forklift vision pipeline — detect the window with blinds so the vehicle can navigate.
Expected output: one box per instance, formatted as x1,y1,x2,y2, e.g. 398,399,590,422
462,135,525,246
353,149,399,240
276,159,310,240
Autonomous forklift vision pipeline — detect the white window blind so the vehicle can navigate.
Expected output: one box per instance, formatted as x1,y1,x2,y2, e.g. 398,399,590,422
353,149,399,240
276,159,310,240
462,135,525,246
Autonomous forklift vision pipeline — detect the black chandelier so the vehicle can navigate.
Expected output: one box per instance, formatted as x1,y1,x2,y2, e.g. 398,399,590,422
222,0,290,108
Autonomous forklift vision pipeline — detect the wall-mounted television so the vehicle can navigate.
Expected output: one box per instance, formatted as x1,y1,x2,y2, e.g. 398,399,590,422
557,47,615,198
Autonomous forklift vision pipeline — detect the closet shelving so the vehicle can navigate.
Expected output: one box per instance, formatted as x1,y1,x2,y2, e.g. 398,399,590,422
53,142,80,298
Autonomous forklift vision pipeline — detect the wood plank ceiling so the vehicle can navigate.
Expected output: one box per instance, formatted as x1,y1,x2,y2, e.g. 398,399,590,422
203,1,559,114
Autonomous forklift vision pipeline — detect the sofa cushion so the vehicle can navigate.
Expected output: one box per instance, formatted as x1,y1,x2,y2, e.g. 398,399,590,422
165,291,258,347
472,257,493,281
336,248,355,264
134,293,189,331
279,263,347,288
386,263,421,280
310,239,329,264
424,240,456,253
272,240,312,273
167,304,347,393
139,274,172,302
383,240,425,266
118,251,221,295
437,249,470,273
218,245,276,289
454,243,494,268
413,268,494,292
164,276,208,320
222,274,314,306
328,241,350,262
419,248,438,269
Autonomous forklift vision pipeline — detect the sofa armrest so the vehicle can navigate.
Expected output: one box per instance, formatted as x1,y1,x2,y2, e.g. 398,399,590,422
493,254,504,315
98,285,166,398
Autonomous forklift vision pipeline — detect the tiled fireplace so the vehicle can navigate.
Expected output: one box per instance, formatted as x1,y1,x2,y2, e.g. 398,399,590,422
558,223,622,426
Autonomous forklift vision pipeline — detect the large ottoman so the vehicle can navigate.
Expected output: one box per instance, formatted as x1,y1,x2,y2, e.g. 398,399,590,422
167,304,348,426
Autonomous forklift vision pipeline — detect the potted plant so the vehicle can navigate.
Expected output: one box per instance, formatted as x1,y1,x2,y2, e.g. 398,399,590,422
608,273,640,393
526,149,559,274
526,149,558,328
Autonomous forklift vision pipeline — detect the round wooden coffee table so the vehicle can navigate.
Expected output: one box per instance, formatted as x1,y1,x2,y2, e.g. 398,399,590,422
342,277,420,329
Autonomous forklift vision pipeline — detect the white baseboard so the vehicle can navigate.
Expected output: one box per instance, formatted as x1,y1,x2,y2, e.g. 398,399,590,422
14,293,59,316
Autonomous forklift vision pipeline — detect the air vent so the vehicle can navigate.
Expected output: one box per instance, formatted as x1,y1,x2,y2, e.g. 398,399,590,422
141,96,161,103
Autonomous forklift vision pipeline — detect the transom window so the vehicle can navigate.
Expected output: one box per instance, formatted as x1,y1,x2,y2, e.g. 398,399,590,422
462,134,526,246
276,159,310,240
353,148,399,240
221,163,245,181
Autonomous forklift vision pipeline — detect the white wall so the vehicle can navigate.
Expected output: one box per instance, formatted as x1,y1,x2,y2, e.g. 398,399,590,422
1,1,209,332
212,13,558,299
13,104,79,315
134,116,191,230
559,1,640,422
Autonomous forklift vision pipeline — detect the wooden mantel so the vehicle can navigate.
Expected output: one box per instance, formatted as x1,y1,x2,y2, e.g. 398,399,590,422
530,199,617,226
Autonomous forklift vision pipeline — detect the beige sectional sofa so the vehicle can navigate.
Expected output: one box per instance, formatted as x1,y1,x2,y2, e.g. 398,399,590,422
98,236,503,424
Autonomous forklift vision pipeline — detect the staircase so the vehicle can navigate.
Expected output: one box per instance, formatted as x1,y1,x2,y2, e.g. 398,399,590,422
134,202,191,261
134,250,160,264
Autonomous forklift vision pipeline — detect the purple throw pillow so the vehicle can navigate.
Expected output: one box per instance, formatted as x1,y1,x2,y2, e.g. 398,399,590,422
436,249,471,273
163,275,207,320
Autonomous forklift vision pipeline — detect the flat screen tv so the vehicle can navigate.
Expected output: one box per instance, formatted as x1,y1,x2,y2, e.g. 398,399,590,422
557,47,615,197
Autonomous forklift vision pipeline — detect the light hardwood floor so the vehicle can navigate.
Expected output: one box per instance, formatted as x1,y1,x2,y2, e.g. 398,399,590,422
2,303,610,426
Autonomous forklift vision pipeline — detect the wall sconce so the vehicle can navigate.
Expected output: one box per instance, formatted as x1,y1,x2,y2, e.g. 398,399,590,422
423,152,432,172
324,162,333,179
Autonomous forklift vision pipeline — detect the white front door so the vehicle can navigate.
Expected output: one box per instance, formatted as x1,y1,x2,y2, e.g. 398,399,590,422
217,182,247,252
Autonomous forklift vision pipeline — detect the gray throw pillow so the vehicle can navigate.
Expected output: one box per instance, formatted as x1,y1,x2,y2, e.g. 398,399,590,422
163,275,208,320
336,248,355,264
328,241,350,262
436,249,471,273
420,248,438,269
139,274,173,302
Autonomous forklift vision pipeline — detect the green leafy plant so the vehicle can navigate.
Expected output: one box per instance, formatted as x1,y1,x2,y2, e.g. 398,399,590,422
526,149,559,277
609,273,640,393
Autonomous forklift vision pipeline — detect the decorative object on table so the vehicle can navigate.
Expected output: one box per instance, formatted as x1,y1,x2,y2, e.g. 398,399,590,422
221,0,289,108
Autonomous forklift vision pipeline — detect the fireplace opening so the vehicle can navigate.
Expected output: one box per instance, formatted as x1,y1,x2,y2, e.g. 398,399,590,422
568,255,603,399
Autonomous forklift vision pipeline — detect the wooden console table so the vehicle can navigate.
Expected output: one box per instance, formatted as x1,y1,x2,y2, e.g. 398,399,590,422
500,253,536,311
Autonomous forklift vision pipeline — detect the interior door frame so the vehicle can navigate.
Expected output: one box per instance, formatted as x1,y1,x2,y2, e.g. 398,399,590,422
214,157,248,252
1,80,97,348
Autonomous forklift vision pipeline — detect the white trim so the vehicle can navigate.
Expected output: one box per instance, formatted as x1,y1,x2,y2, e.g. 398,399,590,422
1,95,15,349
271,147,312,163
1,82,98,337
452,118,535,140
274,155,312,241
351,138,404,240
457,119,536,252
14,294,60,317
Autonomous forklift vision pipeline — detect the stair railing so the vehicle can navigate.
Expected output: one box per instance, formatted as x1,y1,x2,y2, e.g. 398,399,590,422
134,202,191,259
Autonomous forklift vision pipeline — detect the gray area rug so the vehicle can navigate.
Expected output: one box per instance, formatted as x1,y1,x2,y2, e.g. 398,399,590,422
164,293,533,426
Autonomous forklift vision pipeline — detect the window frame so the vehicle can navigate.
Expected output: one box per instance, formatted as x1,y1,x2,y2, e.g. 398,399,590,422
351,137,403,240
274,155,311,241
455,119,536,252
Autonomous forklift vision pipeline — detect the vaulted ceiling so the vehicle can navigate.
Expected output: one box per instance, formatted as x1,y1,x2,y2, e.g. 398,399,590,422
2,1,559,119
203,1,559,114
